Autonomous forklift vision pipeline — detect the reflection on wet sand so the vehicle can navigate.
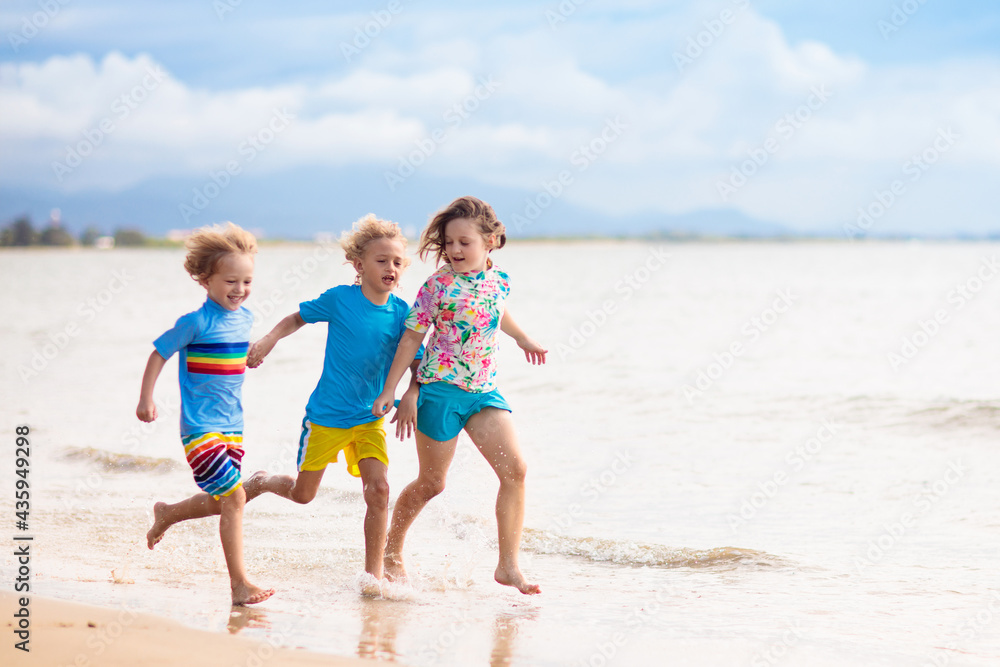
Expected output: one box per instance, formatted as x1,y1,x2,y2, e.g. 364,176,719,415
357,597,406,660
228,605,270,635
491,609,538,666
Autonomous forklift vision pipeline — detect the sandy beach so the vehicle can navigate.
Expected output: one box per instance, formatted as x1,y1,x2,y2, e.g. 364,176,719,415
1,592,371,667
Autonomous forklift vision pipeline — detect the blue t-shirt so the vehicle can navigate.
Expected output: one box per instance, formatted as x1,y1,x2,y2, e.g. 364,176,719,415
300,285,421,429
153,298,253,436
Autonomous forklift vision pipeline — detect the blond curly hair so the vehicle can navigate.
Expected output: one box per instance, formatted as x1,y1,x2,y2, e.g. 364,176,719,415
340,214,410,283
183,222,258,283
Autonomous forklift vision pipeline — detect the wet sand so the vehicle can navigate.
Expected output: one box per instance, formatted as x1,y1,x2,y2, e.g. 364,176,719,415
1,591,373,666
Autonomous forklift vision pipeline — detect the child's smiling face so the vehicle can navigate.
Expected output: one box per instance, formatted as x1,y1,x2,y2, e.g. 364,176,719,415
354,237,407,299
200,252,254,310
444,217,493,273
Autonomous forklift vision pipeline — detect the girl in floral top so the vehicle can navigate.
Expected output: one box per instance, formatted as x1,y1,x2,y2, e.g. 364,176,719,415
373,196,547,595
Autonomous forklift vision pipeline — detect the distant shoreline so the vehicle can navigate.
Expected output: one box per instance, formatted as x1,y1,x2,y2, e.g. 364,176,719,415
3,235,1000,250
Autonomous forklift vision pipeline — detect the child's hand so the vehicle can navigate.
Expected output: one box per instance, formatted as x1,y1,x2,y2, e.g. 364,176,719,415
516,336,548,365
391,387,419,439
372,390,394,417
136,398,158,422
247,336,274,368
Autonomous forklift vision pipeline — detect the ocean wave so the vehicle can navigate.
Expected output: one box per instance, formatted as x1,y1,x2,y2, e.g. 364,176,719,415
521,529,789,570
903,400,1000,430
835,396,1000,432
63,447,181,473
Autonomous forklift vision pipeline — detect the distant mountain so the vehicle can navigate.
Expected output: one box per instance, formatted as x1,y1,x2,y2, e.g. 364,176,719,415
1,165,792,240
634,209,794,238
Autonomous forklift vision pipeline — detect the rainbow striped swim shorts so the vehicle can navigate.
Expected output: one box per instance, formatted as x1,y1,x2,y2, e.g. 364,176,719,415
181,432,244,498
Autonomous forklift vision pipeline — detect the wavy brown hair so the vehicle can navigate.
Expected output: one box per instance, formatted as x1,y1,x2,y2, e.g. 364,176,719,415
418,196,506,266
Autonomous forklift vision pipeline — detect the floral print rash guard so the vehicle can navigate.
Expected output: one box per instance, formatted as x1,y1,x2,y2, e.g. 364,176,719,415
405,264,510,393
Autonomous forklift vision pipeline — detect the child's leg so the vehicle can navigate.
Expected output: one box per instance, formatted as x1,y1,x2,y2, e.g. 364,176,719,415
383,432,459,580
147,493,221,549
464,408,540,595
244,469,325,504
218,485,274,606
357,457,390,579
242,417,332,504
150,432,250,549
145,469,316,549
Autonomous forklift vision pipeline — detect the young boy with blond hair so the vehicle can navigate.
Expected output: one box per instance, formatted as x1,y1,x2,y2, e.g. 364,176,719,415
244,213,422,591
138,221,274,606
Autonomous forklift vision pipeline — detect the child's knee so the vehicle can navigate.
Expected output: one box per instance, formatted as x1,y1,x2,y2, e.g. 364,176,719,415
219,488,246,514
420,476,447,500
290,485,317,504
364,478,390,508
505,459,527,485
228,485,248,504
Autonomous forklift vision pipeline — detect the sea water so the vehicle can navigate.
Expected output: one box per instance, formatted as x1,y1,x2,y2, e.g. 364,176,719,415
2,241,1000,666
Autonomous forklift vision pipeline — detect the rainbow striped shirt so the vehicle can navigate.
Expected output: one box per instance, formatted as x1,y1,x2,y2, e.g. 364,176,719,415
153,298,253,436
186,342,248,376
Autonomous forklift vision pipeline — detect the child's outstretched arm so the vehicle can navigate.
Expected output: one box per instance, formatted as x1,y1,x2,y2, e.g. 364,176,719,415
501,307,547,365
137,351,167,422
390,358,422,439
247,311,306,368
372,329,425,417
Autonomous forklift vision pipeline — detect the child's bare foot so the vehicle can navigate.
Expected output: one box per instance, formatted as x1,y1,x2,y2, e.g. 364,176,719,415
384,552,407,582
146,502,171,550
243,471,268,500
232,582,275,606
358,572,384,597
495,564,540,595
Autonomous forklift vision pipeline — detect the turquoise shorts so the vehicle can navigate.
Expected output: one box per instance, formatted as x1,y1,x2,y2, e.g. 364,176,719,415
417,381,511,442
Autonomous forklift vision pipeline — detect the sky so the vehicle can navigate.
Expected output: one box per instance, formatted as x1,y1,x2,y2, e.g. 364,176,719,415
1,0,999,239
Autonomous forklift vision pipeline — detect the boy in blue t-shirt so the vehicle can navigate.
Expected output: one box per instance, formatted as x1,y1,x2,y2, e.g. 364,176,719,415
138,222,274,606
244,214,422,591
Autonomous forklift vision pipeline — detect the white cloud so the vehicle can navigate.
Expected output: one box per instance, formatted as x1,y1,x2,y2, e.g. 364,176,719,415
1,5,999,231
312,68,473,114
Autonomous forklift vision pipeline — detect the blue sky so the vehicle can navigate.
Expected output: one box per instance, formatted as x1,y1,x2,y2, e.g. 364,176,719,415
2,0,999,238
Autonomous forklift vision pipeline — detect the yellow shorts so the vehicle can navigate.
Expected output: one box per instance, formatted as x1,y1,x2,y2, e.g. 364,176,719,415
297,417,388,477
